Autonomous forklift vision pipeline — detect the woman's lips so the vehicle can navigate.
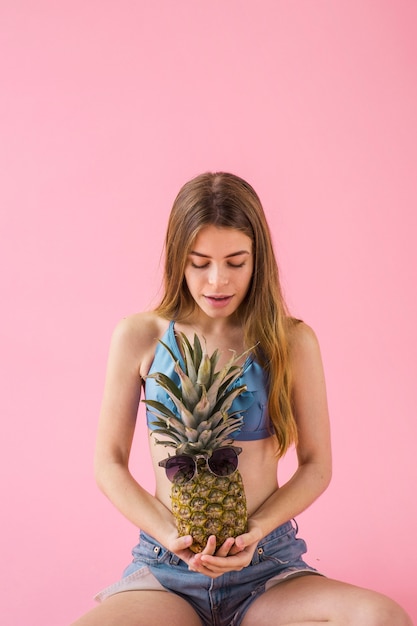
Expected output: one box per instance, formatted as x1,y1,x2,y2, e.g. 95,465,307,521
204,295,233,308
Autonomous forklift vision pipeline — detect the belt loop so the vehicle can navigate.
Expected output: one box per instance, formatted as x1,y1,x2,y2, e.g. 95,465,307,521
292,518,299,534
169,553,180,565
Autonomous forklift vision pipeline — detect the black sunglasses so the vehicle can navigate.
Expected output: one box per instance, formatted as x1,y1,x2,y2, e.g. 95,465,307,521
159,446,242,484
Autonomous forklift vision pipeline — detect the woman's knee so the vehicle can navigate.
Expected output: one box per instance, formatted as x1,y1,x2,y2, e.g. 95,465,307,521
365,595,413,626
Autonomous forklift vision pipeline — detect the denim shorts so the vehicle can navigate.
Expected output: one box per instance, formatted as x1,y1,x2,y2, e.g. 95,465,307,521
95,520,320,626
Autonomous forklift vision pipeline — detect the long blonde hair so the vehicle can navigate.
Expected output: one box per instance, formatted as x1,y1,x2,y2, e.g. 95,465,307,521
156,172,298,456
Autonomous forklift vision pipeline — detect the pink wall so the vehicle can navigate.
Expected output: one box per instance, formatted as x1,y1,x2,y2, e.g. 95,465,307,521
1,1,416,623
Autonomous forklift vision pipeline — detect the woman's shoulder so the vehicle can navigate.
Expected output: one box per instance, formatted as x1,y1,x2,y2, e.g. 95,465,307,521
287,318,322,359
112,311,168,340
286,319,325,383
109,312,170,368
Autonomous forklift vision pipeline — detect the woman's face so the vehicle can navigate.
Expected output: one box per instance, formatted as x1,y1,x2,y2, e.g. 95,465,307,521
184,225,254,319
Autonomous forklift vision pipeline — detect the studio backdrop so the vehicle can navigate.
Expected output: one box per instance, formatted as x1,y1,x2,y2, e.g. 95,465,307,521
1,2,416,624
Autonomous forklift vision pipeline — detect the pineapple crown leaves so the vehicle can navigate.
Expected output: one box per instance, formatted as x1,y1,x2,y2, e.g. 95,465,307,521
143,331,254,455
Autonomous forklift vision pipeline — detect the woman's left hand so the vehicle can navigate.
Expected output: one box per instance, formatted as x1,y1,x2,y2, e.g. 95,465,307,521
188,526,262,578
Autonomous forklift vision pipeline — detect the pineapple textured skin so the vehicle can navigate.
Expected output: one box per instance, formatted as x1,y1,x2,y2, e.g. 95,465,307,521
172,465,247,553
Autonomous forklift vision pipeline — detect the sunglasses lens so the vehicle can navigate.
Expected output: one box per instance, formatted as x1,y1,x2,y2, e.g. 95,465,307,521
208,448,239,477
164,456,195,484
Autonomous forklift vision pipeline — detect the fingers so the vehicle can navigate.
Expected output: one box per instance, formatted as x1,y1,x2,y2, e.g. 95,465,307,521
201,534,218,555
228,534,249,555
214,537,235,557
169,534,193,552
167,532,255,579
188,535,218,573
199,550,250,574
231,527,262,553
188,535,235,576
180,532,259,578
199,529,261,572
191,535,234,559
194,536,254,574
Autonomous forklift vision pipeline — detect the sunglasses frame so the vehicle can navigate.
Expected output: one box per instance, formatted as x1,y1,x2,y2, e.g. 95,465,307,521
159,445,242,484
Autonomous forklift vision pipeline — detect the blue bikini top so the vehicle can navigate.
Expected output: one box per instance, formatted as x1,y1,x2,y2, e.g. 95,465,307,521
145,321,274,441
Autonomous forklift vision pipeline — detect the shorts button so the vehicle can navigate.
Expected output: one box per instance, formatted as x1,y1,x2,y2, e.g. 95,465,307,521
153,546,160,554
257,547,264,555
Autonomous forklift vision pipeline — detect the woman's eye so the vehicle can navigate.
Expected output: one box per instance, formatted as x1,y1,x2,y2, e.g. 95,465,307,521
189,261,246,269
191,262,209,269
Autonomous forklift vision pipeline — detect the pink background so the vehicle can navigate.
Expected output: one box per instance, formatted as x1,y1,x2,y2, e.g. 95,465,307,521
1,1,416,624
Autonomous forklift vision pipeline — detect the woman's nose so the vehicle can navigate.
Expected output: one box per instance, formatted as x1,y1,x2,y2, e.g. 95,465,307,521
208,266,229,286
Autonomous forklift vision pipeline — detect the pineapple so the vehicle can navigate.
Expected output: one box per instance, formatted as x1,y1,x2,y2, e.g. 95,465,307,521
144,332,249,553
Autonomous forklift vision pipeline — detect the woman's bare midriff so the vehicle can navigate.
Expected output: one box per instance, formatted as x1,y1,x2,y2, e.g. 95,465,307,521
150,434,280,518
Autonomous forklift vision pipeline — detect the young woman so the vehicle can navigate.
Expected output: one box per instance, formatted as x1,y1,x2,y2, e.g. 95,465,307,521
71,173,412,626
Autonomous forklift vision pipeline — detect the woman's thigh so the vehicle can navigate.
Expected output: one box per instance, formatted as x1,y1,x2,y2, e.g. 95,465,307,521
69,590,203,626
241,574,412,626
